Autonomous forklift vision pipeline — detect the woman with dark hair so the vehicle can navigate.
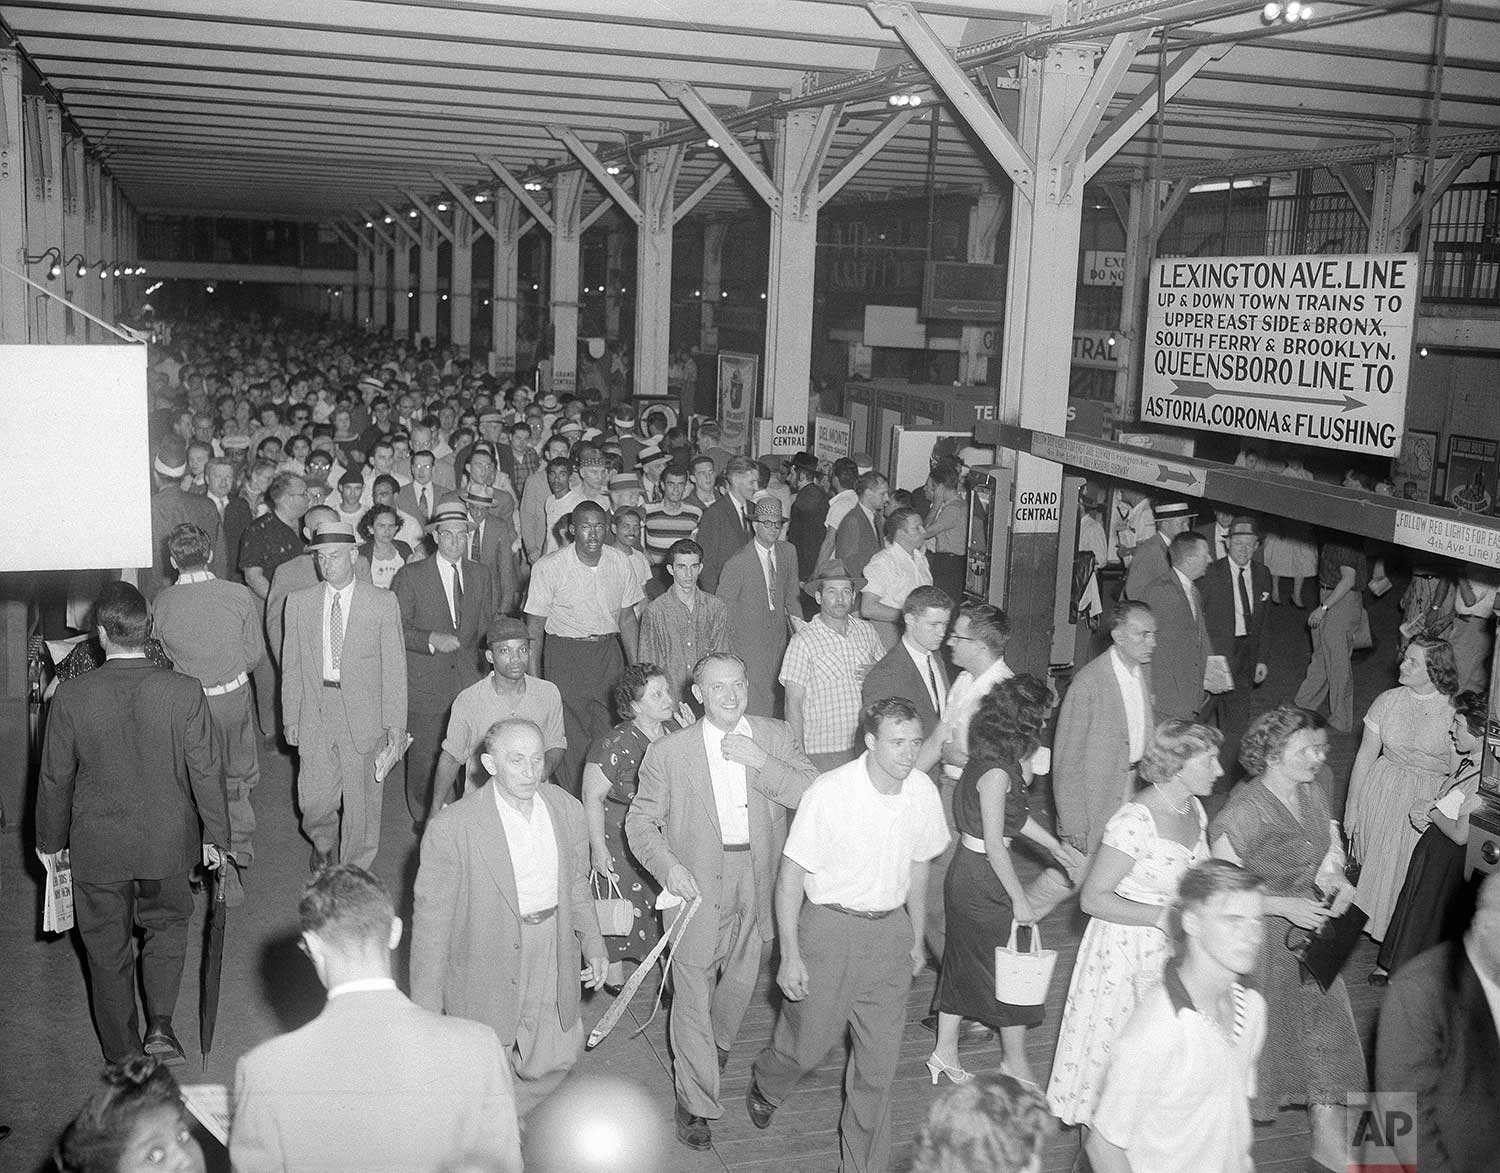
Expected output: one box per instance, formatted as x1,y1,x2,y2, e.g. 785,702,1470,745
909,1073,1049,1173
929,674,1081,1087
1345,636,1459,968
581,661,692,985
54,1056,204,1173
1378,688,1489,976
1210,705,1365,1172
1047,719,1219,1130
356,503,411,590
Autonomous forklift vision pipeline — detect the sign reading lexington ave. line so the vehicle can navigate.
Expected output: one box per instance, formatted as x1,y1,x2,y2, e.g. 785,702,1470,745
1141,251,1417,457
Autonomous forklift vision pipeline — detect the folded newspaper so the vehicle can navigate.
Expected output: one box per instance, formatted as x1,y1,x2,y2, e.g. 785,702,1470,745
374,732,414,783
42,850,75,933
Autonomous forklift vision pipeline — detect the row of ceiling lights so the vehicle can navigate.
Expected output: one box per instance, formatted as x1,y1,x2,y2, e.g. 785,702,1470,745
25,247,145,279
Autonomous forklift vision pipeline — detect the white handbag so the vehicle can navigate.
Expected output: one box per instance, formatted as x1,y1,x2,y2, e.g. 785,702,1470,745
592,875,635,937
994,922,1057,1007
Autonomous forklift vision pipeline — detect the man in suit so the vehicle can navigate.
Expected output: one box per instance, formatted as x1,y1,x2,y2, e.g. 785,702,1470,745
1123,499,1191,599
833,471,889,581
786,452,829,584
696,454,758,592
1138,531,1215,722
1050,599,1157,859
231,865,522,1172
1199,516,1272,776
412,719,608,1118
463,483,519,617
283,521,407,871
1376,871,1500,1173
36,581,230,1065
393,498,496,829
717,495,802,718
395,448,439,526
145,438,228,600
627,653,817,1151
861,584,954,736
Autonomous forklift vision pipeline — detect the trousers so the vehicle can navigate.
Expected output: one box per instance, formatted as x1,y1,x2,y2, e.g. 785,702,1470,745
207,686,260,864
298,686,383,868
1294,591,1362,733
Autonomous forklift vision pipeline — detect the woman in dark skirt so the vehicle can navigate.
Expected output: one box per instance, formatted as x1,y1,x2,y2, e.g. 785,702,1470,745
930,674,1084,1088
581,662,691,986
1378,688,1488,977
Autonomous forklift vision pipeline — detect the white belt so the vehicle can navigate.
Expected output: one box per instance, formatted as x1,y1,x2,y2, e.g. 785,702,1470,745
960,832,1012,853
203,671,249,697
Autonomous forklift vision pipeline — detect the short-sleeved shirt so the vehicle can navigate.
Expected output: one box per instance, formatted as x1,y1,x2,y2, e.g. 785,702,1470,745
1316,538,1369,592
779,615,885,753
238,512,302,579
1092,966,1265,1173
783,752,949,912
525,544,645,637
442,674,567,780
862,543,933,610
643,502,702,564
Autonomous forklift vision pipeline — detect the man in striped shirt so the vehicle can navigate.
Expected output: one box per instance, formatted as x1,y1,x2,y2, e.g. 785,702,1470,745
643,462,702,565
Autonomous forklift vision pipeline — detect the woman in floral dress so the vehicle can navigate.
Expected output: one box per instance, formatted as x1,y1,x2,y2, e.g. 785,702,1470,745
581,662,691,985
1047,720,1217,1129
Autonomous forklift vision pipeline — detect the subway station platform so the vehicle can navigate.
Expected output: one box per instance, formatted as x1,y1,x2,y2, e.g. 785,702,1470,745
1,584,1399,1173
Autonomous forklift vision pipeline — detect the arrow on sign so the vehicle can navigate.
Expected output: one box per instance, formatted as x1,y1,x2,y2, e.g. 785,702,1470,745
1171,380,1363,413
1156,464,1203,490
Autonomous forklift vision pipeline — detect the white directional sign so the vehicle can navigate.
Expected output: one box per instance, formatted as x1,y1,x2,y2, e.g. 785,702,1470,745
1141,252,1417,457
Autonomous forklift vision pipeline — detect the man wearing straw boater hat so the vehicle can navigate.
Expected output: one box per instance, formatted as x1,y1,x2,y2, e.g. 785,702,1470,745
283,520,407,870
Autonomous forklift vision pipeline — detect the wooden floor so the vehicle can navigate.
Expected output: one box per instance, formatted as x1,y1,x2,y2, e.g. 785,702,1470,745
0,582,1404,1172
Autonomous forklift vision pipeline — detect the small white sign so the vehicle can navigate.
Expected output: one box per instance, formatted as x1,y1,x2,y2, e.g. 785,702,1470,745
1392,510,1500,569
1013,452,1062,534
1030,432,1206,497
813,414,852,462
1083,250,1126,286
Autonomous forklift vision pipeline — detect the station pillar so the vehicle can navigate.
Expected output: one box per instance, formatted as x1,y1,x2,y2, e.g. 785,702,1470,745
392,238,412,337
635,144,684,399
550,171,585,395
491,192,522,378
450,210,474,353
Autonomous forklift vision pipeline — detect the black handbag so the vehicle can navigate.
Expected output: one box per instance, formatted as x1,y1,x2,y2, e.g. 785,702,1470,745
1285,903,1368,992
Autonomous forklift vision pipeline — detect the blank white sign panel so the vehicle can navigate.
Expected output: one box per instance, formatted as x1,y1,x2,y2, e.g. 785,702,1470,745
0,345,151,571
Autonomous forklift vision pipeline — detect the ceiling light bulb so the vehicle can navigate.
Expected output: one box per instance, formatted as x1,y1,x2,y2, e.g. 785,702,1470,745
909,94,922,106
605,164,621,176
1262,1,1281,18
48,263,61,279
440,293,448,301
76,263,88,277
436,202,448,211
474,193,488,202
706,138,719,149
408,209,418,218
205,284,215,293
383,215,393,224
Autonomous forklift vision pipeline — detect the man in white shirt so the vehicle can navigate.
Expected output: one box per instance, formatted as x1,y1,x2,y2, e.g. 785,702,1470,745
230,865,522,1173
203,458,235,521
1451,569,1498,693
746,697,949,1172
859,506,934,650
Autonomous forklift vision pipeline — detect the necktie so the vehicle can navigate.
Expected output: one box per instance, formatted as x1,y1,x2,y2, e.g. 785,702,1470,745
471,521,482,563
1237,566,1253,636
451,563,463,627
419,486,429,518
330,591,344,671
1190,583,1202,624
765,547,777,610
927,656,944,716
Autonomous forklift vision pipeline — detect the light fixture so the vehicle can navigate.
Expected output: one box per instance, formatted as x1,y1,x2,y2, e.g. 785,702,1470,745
25,247,63,279
205,284,215,294
523,180,544,193
112,265,122,278
474,193,488,203
605,164,622,176
407,291,414,298
1261,1,1312,21
532,283,540,291
759,292,766,300
706,138,719,149
383,214,393,224
887,93,923,107
97,259,111,280
66,253,87,278
365,220,374,228
1419,346,1429,358
482,298,491,306
721,291,728,298
440,293,449,301
436,201,449,212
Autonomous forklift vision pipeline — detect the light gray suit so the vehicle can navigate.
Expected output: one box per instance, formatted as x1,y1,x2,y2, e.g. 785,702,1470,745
411,782,604,1117
1052,649,1155,855
282,580,406,867
230,988,522,1173
627,716,816,1117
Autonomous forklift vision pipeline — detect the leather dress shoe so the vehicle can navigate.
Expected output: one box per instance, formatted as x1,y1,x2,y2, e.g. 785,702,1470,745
143,1018,186,1066
746,1079,776,1130
674,1102,711,1151
309,847,335,874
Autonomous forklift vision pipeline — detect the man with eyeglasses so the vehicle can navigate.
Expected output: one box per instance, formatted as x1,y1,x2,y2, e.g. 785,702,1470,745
627,652,816,1152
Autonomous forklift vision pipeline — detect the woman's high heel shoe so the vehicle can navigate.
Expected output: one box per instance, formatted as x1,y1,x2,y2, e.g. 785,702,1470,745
926,1052,973,1085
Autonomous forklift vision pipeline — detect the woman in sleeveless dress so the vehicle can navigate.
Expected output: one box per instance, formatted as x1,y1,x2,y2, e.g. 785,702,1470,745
1046,720,1218,1129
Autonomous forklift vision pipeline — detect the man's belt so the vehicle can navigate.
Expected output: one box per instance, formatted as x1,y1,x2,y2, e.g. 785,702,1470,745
721,841,751,853
519,906,558,925
321,679,342,689
820,902,900,920
549,632,615,642
203,671,250,697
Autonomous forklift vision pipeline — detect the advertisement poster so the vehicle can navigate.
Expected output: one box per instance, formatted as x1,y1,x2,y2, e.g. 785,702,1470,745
716,351,756,456
813,413,853,464
1445,434,1499,513
1391,429,1437,503
1141,251,1417,456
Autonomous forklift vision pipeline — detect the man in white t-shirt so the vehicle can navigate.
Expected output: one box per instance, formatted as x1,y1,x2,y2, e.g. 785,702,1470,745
746,697,949,1172
1088,859,1267,1173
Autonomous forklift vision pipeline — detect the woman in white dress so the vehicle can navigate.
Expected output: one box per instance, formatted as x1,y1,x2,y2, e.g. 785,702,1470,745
1046,720,1219,1130
1261,457,1319,605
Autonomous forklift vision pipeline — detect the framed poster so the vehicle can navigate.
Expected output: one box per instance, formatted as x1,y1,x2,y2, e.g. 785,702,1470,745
634,395,679,437
716,352,757,455
1445,434,1498,513
1391,429,1437,503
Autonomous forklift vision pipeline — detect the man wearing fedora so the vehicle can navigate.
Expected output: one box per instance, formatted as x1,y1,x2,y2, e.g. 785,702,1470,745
1124,499,1192,599
393,498,497,830
461,482,519,618
718,495,802,718
283,521,407,870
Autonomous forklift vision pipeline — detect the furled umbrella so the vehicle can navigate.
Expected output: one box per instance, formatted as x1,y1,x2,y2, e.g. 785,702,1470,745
199,864,228,1071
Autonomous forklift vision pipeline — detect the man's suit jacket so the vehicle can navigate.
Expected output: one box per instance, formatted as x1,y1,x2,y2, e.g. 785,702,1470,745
266,553,372,667
1376,942,1500,1173
788,482,830,580
1123,532,1170,599
147,485,228,599
468,511,520,617
1138,571,1212,721
862,640,951,737
391,556,495,715
282,581,407,756
716,540,799,718
411,783,604,1043
230,988,522,1173
1052,650,1154,854
36,659,230,883
834,503,881,580
396,480,439,524
696,493,752,593
627,717,816,968
1200,556,1271,686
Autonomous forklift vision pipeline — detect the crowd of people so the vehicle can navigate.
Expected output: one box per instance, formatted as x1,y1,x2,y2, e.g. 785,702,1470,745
27,313,1500,1173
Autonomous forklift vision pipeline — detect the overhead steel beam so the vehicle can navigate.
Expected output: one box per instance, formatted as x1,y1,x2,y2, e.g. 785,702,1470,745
400,187,455,244
1083,44,1222,182
867,1,1034,201
1143,128,1500,182
1392,152,1479,239
580,198,616,233
480,155,553,233
549,124,642,224
672,162,731,225
376,200,423,246
434,171,495,238
818,108,917,206
352,211,398,249
1327,163,1372,226
1054,31,1150,187
658,79,780,209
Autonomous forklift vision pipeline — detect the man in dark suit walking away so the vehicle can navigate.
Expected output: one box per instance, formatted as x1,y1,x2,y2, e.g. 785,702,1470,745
1199,516,1272,779
36,581,230,1065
